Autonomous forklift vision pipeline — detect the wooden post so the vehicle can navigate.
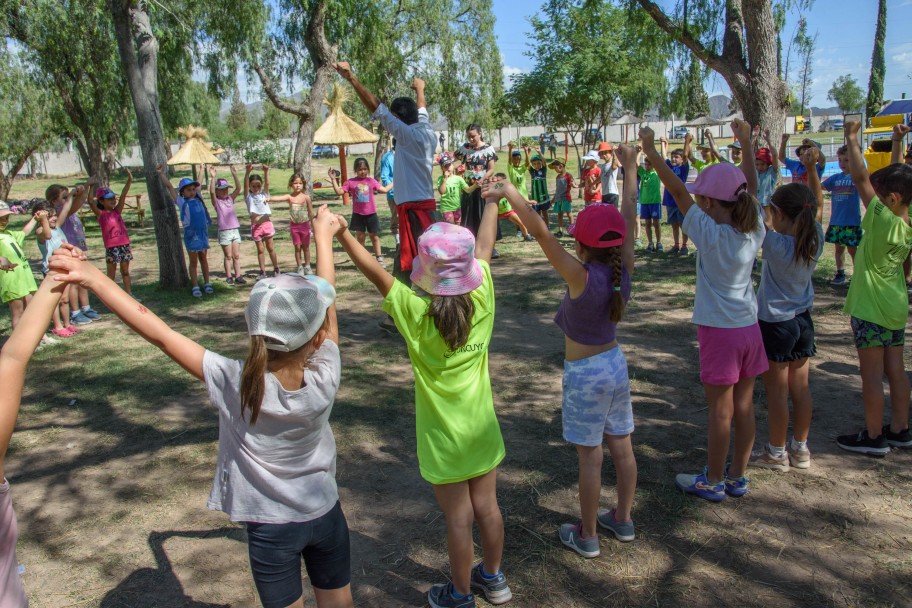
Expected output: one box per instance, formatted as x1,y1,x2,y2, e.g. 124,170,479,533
339,146,347,183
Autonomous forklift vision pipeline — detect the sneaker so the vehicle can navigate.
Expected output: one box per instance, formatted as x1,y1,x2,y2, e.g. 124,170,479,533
830,272,847,286
748,446,790,472
41,334,60,345
303,265,313,274
256,273,268,281
491,248,500,259
524,234,535,242
634,239,643,248
469,563,512,605
82,308,101,320
378,316,399,335
226,276,235,285
675,468,726,502
52,326,77,338
679,246,689,256
559,522,600,558
70,311,93,325
376,256,386,267
516,230,522,238
191,286,202,298
836,429,890,457
787,443,811,469
555,230,564,237
234,275,248,285
669,245,680,255
646,243,655,253
882,425,912,448
272,268,281,277
656,243,664,253
596,508,635,542
428,582,476,608
297,264,305,275
203,283,214,295
723,466,750,497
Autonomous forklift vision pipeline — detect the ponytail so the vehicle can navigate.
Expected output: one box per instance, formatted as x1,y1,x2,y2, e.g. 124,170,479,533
580,241,626,323
770,183,820,266
728,190,760,235
240,335,268,425
427,294,475,351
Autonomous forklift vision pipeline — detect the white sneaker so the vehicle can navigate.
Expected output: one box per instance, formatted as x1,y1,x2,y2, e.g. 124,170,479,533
303,264,313,274
376,256,386,267
296,265,305,275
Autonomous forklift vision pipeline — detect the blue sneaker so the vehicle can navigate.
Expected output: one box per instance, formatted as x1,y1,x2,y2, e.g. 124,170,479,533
675,468,726,502
70,311,93,325
428,582,475,608
470,563,512,605
82,308,101,320
724,466,749,497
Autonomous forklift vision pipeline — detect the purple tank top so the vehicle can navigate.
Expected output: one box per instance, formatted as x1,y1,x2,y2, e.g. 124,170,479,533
554,262,631,345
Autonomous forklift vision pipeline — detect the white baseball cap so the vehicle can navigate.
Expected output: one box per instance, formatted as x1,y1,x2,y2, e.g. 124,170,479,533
245,273,336,352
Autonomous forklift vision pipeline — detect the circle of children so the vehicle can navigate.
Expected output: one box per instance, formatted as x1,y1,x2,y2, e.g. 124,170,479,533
1,60,911,608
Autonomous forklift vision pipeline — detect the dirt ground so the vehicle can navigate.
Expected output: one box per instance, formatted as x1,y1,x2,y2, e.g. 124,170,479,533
5,207,912,608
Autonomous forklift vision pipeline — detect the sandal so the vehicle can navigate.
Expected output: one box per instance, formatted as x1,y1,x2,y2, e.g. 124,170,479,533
52,326,76,338
203,283,214,295
191,286,202,298
67,324,81,334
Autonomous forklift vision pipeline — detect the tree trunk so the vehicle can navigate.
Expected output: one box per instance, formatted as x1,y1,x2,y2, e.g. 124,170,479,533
866,0,887,121
0,144,41,201
110,0,188,289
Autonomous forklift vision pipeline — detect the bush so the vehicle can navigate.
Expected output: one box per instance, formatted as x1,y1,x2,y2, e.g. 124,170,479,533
243,140,291,168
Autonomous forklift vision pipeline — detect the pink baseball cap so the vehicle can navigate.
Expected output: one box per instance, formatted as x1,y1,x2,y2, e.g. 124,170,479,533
410,222,484,296
568,203,626,248
685,162,747,202
95,187,116,199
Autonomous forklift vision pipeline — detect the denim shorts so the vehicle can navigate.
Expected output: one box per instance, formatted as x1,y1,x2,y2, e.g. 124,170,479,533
759,309,816,362
244,501,351,608
562,346,634,445
851,316,905,349
666,206,685,225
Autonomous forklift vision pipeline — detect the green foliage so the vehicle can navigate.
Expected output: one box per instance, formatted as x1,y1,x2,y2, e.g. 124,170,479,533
792,18,816,116
244,140,292,167
226,88,251,132
161,81,222,135
259,99,293,140
828,75,865,115
866,0,887,120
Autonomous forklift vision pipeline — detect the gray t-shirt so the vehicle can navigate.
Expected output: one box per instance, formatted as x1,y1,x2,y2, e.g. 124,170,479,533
203,340,341,523
599,162,619,195
683,206,766,328
757,224,824,322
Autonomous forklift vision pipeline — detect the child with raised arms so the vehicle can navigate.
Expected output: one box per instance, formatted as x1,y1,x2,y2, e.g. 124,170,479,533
644,120,767,502
271,173,315,275
550,158,575,238
660,136,692,254
328,158,392,267
89,171,136,297
437,153,477,225
749,147,825,472
33,202,76,338
244,164,280,280
156,166,213,297
821,145,863,287
496,144,640,557
751,126,780,220
0,202,40,332
836,121,912,456
637,151,663,252
330,196,511,608
491,173,534,242
49,206,354,608
208,165,246,285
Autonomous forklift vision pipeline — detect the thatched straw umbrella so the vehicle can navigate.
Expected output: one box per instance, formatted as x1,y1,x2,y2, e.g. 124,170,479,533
167,125,223,166
681,115,726,143
610,113,645,142
313,83,379,183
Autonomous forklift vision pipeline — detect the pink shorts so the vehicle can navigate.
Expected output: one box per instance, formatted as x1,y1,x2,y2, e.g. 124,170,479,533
697,323,769,385
290,222,311,247
498,210,518,220
443,210,462,224
251,220,276,242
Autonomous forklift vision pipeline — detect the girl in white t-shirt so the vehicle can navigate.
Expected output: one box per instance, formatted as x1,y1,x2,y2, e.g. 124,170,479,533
642,120,767,503
50,207,354,608
245,164,281,280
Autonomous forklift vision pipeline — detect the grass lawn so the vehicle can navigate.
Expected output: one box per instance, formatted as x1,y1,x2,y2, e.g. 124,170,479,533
3,154,911,608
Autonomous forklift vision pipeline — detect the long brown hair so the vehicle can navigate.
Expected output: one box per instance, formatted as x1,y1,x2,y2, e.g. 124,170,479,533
580,239,626,323
427,294,475,351
770,183,820,265
715,190,760,235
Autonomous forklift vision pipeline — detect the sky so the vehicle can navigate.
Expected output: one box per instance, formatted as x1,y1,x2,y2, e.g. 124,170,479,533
492,0,912,110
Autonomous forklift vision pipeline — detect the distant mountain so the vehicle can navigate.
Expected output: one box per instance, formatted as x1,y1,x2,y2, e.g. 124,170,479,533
709,95,732,119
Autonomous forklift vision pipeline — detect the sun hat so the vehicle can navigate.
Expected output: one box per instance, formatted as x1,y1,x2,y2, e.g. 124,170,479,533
582,150,600,163
755,148,773,165
178,177,200,192
95,187,116,199
794,140,821,157
686,162,747,202
436,151,454,166
214,178,230,190
548,158,566,168
409,222,484,296
530,153,543,162
511,149,522,156
0,202,11,218
598,142,614,153
728,141,742,150
568,203,626,248
245,272,336,352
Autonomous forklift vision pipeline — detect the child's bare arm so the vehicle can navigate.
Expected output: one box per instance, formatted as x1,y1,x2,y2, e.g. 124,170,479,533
328,171,344,196
311,205,339,344
208,166,217,203
481,177,586,292
731,119,757,197
230,165,241,199
474,190,498,263
892,124,910,165
778,133,789,166
660,137,669,160
21,215,39,237
262,165,270,195
376,181,394,194
0,272,66,477
683,133,693,162
642,127,695,216
765,129,779,169
155,165,178,202
844,121,877,207
335,220,395,296
49,252,206,380
705,130,722,162
36,211,51,242
802,149,825,224
305,196,314,223
244,164,252,199
116,169,133,214
616,144,639,275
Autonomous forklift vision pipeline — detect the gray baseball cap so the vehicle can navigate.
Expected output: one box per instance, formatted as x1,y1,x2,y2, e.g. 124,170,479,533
245,273,336,352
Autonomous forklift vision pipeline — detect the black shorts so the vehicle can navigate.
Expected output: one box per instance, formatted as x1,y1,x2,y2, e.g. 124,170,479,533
601,193,619,206
350,212,380,235
759,309,816,363
244,501,351,608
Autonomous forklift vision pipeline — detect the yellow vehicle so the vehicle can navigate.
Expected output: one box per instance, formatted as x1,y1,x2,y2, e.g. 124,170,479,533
794,116,810,133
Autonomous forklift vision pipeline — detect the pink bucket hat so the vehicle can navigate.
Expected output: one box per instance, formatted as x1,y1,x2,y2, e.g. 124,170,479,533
686,162,747,202
410,222,484,296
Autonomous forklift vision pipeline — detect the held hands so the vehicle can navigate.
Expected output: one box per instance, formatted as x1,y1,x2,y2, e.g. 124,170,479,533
262,164,269,172
615,143,638,169
638,126,656,151
73,185,85,198
480,174,513,200
48,244,92,287
684,132,693,144
703,128,712,139
33,210,48,219
229,164,238,175
763,128,772,143
730,118,751,143
334,62,354,81
208,166,217,178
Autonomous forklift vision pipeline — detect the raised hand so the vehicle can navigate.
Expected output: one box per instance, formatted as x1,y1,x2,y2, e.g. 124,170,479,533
73,185,85,198
411,77,425,91
245,163,253,172
752,124,761,139
208,166,217,178
312,204,340,236
844,121,861,138
684,132,693,144
730,118,751,143
229,165,238,175
261,164,269,172
155,164,164,173
800,146,820,168
480,174,512,200
334,61,354,81
763,128,772,143
703,128,712,139
893,124,911,139
638,126,656,150
615,143,638,168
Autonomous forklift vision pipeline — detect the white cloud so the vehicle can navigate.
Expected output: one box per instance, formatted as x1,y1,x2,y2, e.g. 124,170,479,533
502,64,525,90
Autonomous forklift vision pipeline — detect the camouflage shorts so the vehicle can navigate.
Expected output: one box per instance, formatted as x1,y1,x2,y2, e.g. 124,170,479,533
562,346,634,446
825,225,863,247
851,316,905,349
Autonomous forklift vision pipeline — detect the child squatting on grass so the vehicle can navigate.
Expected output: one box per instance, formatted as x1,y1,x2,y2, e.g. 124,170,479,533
330,194,511,608
645,119,767,502
492,144,640,559
49,207,354,608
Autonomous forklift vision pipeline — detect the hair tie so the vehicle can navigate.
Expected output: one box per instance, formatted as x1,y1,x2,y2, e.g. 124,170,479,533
803,202,813,209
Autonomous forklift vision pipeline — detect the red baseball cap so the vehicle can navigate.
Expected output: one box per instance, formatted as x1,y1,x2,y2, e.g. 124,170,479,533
568,203,626,248
598,142,614,153
755,147,773,165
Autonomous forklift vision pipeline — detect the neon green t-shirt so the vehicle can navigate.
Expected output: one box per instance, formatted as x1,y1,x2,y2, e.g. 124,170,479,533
382,260,505,484
498,197,512,215
0,230,38,304
507,163,529,199
637,167,661,205
691,157,719,174
844,198,912,330
437,175,468,213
